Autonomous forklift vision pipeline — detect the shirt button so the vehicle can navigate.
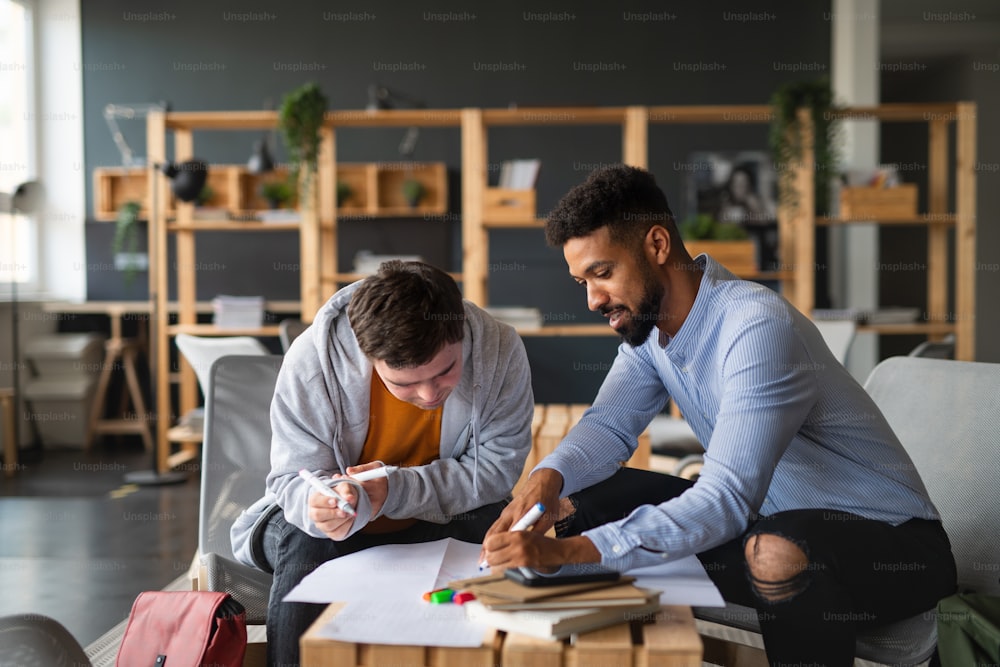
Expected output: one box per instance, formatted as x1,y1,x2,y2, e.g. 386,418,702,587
661,553,670,559
612,545,622,554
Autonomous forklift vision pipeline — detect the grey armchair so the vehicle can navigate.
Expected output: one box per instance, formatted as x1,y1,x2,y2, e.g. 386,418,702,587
696,356,1000,665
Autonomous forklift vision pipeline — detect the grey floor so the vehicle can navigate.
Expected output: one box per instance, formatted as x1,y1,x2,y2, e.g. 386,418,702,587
0,441,200,648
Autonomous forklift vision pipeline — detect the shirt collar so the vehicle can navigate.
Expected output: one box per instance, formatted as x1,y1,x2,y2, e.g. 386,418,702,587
654,254,724,361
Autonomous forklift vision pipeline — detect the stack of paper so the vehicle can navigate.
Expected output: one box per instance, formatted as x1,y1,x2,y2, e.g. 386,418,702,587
498,159,541,190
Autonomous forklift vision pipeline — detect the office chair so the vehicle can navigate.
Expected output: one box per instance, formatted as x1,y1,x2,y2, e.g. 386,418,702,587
197,354,283,625
0,613,92,666
909,334,955,360
696,356,1000,665
278,318,309,353
175,334,270,395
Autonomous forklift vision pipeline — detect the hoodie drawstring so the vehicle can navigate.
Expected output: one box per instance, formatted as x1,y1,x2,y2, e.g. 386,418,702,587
471,382,481,495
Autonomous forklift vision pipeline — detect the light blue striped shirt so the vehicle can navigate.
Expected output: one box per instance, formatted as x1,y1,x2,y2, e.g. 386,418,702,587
537,255,940,572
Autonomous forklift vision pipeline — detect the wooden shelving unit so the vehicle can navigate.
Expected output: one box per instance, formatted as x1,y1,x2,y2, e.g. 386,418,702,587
145,110,327,473
137,103,976,472
787,103,977,360
143,110,452,472
461,103,976,354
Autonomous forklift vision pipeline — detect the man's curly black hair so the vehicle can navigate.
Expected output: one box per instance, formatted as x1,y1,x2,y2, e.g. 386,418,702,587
545,165,678,251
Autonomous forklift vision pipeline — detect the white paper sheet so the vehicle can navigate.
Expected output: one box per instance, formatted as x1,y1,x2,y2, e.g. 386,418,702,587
285,537,724,646
627,555,725,607
314,598,490,647
284,539,450,604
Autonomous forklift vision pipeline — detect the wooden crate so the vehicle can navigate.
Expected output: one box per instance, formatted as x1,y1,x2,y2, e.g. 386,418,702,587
484,187,536,223
839,184,918,220
514,404,651,495
301,603,702,666
684,240,756,276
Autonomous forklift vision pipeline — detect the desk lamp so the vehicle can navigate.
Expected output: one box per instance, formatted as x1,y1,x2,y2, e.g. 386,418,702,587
366,84,425,158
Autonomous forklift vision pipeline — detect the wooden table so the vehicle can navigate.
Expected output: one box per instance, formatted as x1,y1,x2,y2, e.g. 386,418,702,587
300,602,702,666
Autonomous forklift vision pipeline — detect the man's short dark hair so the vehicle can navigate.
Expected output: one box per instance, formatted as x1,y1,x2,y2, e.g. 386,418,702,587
545,165,678,250
348,260,464,368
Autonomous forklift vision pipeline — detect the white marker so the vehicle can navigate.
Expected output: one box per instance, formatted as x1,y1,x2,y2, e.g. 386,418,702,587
480,502,546,570
350,465,399,482
298,469,356,517
510,502,546,532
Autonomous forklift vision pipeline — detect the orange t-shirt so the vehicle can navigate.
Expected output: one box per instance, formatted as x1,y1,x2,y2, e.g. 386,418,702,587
358,372,443,533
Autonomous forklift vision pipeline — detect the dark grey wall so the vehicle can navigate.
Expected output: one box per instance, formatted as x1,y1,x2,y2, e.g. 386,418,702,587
81,0,832,401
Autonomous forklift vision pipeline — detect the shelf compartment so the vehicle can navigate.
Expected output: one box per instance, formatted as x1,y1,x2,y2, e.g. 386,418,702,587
240,167,294,211
93,166,174,221
375,162,447,214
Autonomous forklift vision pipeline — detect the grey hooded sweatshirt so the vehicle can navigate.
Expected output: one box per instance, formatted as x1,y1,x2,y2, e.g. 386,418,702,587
231,280,534,567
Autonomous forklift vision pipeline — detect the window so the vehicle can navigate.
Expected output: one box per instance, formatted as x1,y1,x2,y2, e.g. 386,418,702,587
0,0,37,288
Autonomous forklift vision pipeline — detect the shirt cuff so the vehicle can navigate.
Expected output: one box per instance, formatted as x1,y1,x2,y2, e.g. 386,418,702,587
582,523,672,572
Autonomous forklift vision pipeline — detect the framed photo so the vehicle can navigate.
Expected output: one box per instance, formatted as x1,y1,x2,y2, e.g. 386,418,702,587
686,151,778,227
686,151,779,270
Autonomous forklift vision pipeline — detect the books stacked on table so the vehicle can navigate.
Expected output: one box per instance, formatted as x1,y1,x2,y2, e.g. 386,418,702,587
450,573,661,641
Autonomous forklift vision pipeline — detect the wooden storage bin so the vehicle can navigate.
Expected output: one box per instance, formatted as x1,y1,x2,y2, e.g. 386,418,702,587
335,164,373,214
484,188,536,223
93,166,174,221
840,184,918,220
375,162,448,215
685,240,757,275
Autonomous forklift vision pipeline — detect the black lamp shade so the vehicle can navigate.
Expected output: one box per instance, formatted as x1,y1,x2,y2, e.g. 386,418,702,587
161,160,208,202
247,138,275,173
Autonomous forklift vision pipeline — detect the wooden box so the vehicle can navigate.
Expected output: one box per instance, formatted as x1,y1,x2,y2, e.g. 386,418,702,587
93,167,163,221
684,240,757,276
839,184,918,220
301,602,702,666
484,188,536,224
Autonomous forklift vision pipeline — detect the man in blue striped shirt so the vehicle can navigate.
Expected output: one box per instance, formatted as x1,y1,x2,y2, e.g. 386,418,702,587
483,165,956,665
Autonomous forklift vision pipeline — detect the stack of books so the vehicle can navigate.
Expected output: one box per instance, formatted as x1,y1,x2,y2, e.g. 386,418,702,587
450,573,661,641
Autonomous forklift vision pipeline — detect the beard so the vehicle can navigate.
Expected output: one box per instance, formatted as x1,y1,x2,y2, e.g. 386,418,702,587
602,265,665,348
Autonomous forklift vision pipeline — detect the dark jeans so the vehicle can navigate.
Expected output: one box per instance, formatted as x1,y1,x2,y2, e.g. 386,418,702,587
261,501,506,667
558,468,957,667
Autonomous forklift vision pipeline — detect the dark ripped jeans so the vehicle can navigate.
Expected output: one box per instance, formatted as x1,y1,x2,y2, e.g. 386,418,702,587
557,468,957,667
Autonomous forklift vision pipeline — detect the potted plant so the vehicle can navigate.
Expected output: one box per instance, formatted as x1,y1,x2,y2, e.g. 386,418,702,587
679,214,757,275
260,180,294,209
401,178,425,208
196,184,215,208
336,180,353,207
769,77,841,215
279,82,328,200
112,200,143,285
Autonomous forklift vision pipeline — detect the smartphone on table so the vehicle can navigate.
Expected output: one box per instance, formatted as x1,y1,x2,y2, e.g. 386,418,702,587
504,563,620,587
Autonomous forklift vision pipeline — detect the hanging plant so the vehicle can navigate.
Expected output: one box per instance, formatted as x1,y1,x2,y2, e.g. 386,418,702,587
112,200,142,284
769,77,842,215
278,82,328,197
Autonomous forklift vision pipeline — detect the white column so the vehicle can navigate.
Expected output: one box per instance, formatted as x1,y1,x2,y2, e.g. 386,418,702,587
37,0,86,301
830,0,879,380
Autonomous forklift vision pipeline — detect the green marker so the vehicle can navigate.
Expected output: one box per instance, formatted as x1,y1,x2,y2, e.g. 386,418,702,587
429,588,455,604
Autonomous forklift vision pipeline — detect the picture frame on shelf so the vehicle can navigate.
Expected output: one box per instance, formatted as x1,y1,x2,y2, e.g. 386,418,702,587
686,151,779,271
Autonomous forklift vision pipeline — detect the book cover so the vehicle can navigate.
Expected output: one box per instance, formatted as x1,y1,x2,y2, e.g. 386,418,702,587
464,595,660,640
476,583,659,611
